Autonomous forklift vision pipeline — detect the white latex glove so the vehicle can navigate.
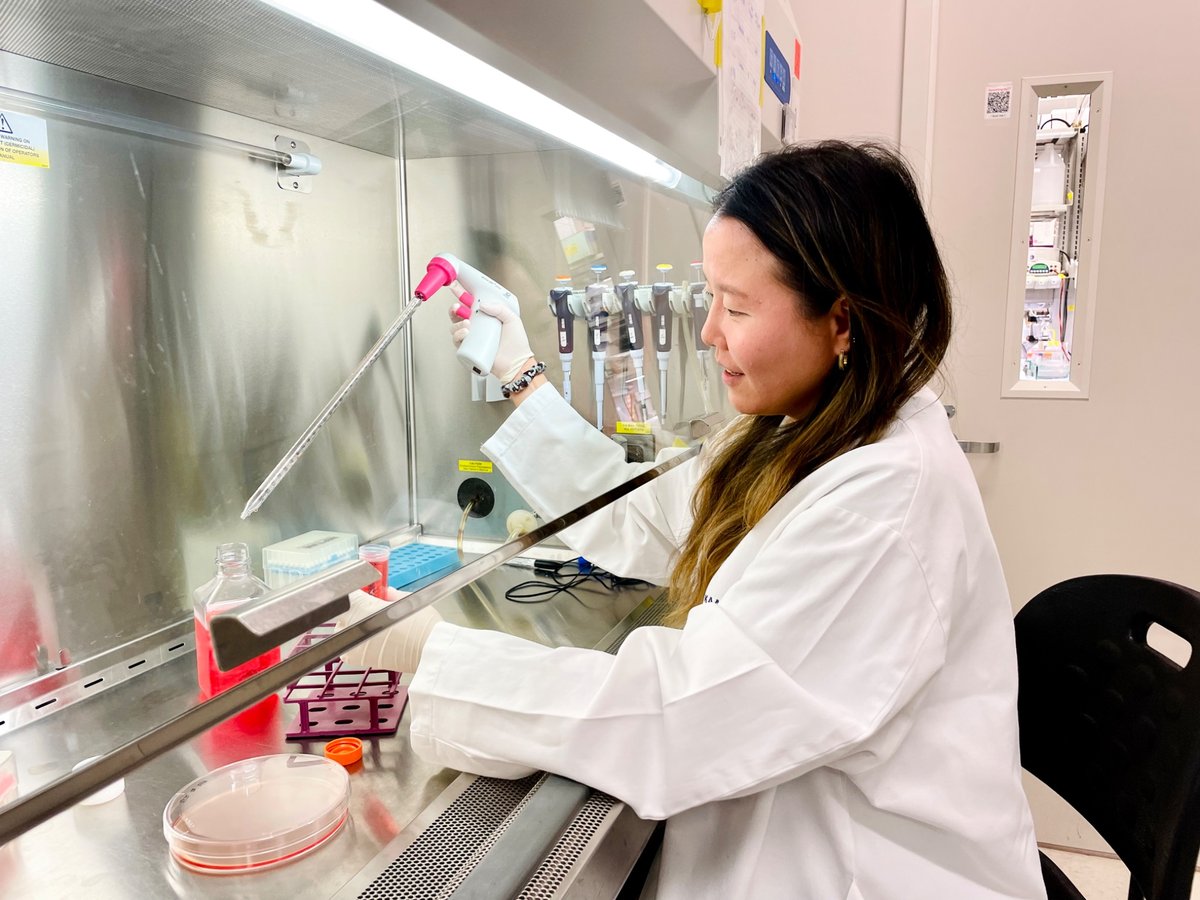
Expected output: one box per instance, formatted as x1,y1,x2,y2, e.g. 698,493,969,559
447,288,534,384
335,588,443,674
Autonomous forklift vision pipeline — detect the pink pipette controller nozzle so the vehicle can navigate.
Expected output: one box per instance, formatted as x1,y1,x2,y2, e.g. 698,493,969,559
415,256,456,300
415,256,474,319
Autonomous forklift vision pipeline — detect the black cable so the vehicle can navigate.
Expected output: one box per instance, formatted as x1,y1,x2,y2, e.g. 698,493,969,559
1039,117,1072,130
504,558,650,605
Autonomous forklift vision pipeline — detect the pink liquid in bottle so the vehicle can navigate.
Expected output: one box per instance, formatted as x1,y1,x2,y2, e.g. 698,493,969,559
193,542,281,700
195,613,281,699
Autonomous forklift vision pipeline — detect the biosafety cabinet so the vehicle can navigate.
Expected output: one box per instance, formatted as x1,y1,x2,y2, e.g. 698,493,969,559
0,1,727,895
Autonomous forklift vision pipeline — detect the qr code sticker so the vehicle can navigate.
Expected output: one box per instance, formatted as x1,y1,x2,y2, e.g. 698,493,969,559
985,82,1013,119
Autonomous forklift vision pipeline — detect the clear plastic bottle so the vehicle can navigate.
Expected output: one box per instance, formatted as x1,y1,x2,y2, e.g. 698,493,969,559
1032,144,1066,207
194,542,280,698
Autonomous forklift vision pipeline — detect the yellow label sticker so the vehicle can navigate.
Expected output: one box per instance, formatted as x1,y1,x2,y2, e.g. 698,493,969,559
0,110,50,168
615,421,652,435
458,459,493,473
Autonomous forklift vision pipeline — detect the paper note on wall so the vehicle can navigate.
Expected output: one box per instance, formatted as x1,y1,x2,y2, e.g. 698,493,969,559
718,0,764,178
782,38,802,145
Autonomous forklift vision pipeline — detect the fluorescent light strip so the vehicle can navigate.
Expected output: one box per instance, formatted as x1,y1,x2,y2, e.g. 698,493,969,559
259,0,682,186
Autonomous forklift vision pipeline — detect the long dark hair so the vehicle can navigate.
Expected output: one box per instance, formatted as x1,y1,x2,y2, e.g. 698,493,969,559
666,141,952,625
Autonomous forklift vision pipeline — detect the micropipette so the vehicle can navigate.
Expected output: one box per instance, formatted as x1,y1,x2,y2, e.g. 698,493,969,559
585,264,611,429
688,261,715,411
651,264,675,417
616,269,649,420
547,276,575,403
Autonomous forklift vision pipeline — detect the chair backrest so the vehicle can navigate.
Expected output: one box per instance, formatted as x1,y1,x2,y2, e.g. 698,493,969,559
1015,574,1200,900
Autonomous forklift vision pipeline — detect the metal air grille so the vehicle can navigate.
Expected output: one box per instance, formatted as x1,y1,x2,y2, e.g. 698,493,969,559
595,593,671,655
357,773,543,900
515,791,621,899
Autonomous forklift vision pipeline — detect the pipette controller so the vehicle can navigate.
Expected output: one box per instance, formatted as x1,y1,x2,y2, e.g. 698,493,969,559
414,253,521,377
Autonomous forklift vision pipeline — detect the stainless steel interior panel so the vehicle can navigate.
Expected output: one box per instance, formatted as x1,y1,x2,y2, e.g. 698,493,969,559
0,53,409,687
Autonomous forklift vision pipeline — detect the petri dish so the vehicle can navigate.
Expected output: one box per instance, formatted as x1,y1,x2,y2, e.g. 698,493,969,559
163,753,350,874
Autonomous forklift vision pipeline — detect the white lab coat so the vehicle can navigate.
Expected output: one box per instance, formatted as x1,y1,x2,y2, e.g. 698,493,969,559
408,384,1045,900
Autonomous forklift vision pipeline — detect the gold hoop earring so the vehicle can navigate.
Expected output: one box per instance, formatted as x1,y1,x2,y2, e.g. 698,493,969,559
837,351,849,372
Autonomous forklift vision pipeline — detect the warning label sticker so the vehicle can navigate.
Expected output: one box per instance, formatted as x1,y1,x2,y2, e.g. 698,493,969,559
615,421,652,435
457,459,493,474
0,110,50,168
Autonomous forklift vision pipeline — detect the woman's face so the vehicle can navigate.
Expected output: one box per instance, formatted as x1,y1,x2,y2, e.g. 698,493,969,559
700,215,849,420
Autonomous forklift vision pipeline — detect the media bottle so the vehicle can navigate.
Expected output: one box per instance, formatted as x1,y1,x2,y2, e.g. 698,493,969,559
194,542,280,698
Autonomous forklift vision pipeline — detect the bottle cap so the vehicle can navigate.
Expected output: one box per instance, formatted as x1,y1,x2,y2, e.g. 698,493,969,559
324,738,364,767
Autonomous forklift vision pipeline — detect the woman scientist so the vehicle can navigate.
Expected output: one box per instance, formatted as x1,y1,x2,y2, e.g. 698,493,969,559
347,141,1046,899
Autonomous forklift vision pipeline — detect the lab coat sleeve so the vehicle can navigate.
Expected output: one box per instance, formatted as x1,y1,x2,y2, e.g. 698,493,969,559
481,383,698,584
408,501,946,819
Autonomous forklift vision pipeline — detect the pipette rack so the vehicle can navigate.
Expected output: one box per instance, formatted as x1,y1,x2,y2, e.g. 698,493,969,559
283,623,407,740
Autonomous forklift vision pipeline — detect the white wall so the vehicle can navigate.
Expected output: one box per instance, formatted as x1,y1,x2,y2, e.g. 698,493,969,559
926,0,1200,852
785,0,907,142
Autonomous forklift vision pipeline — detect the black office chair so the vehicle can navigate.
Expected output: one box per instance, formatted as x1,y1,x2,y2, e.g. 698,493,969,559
1015,574,1200,900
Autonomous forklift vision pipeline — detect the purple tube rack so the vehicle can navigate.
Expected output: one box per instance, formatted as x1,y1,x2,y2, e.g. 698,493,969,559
283,624,408,741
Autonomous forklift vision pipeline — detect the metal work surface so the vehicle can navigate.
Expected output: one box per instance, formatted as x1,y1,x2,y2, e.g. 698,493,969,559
0,566,662,898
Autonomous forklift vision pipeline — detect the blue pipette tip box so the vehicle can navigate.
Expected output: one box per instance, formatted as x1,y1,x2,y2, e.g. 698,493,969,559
388,543,459,589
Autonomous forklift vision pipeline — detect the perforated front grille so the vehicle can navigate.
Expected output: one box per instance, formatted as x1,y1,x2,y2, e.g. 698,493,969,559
352,596,667,899
516,792,620,899
356,774,542,900
597,594,671,655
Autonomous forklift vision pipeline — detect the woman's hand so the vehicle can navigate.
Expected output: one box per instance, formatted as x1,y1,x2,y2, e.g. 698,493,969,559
336,589,444,674
448,293,535,383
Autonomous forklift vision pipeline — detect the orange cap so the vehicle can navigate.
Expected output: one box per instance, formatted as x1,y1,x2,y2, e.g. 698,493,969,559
324,737,363,767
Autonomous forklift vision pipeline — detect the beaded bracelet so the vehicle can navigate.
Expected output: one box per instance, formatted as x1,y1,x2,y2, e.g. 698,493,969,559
501,361,548,399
